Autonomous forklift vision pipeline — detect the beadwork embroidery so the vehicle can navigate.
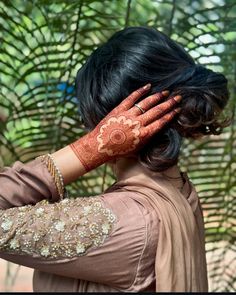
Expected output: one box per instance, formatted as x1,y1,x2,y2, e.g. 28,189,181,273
0,197,117,259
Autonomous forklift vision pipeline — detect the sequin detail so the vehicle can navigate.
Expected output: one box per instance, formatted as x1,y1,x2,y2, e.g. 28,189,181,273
0,197,117,259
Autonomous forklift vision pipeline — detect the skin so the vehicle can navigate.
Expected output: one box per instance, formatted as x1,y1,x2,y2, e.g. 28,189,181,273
51,83,182,185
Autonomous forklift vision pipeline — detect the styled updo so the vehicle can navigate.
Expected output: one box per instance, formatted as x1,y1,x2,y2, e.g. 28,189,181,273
75,26,233,172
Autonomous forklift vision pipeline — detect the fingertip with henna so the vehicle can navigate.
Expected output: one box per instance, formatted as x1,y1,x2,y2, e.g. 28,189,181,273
174,95,182,102
161,90,170,96
143,83,151,90
175,107,181,113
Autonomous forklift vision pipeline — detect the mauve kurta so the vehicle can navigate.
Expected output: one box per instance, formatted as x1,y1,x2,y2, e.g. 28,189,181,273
0,157,197,292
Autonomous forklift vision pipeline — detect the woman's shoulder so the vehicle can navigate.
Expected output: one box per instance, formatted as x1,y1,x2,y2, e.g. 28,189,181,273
100,189,160,227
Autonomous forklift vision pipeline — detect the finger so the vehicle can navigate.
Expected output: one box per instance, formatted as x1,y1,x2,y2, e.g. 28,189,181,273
141,95,182,126
120,83,152,111
131,90,169,115
147,107,181,134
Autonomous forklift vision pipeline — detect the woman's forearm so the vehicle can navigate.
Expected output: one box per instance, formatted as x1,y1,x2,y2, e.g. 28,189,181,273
51,145,87,185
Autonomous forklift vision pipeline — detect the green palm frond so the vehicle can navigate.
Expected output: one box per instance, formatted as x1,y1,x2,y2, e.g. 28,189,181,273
0,0,235,291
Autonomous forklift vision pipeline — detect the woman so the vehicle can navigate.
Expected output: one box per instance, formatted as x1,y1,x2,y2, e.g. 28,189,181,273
0,26,232,292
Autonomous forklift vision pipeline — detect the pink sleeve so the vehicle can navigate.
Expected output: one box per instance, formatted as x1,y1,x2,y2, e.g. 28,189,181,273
0,192,147,290
0,158,59,209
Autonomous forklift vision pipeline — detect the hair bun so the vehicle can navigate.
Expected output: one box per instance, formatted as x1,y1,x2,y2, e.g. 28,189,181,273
194,64,212,78
167,64,232,139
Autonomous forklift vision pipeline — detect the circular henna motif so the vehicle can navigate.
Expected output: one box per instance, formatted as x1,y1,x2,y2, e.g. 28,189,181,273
110,129,126,145
97,116,141,156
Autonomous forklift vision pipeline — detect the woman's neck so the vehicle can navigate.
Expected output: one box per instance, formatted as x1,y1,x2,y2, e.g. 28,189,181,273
111,156,185,190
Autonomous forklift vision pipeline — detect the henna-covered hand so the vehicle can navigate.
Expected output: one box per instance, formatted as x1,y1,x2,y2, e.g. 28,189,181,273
70,83,182,172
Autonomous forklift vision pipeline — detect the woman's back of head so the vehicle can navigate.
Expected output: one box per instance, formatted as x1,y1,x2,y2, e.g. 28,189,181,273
75,26,233,172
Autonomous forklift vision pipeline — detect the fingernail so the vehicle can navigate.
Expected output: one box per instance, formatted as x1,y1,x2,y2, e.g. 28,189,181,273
162,90,169,96
175,107,181,113
143,83,151,90
174,95,182,102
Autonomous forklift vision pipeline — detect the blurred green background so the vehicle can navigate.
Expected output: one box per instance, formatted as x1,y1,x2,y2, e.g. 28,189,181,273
0,0,235,291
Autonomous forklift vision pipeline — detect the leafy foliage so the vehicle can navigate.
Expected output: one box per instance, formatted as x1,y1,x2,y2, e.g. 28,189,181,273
0,0,235,291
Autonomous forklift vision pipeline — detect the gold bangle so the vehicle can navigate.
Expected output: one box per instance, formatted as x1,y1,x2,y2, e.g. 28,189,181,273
37,154,67,200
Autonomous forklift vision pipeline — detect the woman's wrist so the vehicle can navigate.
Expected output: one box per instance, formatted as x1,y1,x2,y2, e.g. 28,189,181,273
38,132,106,188
37,153,66,200
69,131,110,173
51,144,87,185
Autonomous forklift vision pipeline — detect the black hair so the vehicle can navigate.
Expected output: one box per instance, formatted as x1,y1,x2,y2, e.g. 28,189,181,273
75,26,232,172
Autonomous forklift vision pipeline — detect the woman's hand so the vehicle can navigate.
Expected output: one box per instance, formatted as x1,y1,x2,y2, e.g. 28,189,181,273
69,83,182,173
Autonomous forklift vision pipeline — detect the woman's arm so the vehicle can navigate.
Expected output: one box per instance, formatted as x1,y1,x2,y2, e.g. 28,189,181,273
0,83,181,209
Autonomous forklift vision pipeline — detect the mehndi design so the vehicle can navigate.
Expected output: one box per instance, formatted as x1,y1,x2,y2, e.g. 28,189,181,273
70,84,182,172
97,116,141,156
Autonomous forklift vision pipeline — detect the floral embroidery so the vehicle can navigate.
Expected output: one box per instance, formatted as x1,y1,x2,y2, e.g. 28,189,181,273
89,222,100,234
78,231,85,238
54,221,65,232
33,233,41,242
9,239,20,249
0,197,117,259
35,208,45,217
1,220,13,232
97,116,141,156
83,205,92,215
102,223,110,234
76,242,85,254
40,246,50,257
